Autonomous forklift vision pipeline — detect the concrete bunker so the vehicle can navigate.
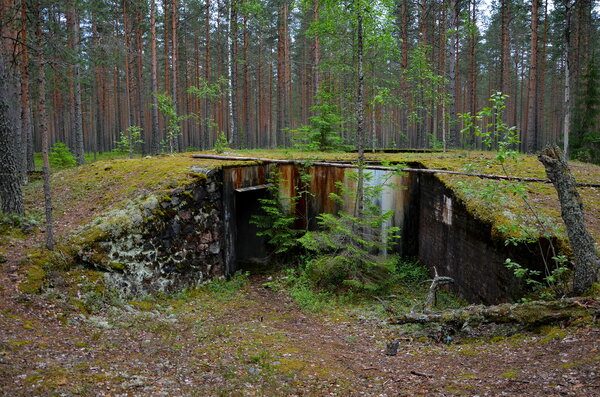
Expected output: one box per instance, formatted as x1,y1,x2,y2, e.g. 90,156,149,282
220,161,552,304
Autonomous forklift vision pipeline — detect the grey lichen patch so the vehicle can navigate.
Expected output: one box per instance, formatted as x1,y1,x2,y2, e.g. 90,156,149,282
67,172,225,298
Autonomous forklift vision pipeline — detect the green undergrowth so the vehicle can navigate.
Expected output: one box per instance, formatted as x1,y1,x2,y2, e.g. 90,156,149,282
261,259,465,315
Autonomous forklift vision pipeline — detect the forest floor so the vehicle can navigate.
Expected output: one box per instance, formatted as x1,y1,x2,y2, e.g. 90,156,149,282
1,254,599,396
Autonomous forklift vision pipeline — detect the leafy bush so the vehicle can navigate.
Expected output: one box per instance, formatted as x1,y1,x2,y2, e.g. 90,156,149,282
49,142,76,168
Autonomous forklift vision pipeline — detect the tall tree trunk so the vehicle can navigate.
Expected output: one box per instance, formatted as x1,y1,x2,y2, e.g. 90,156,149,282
537,0,548,148
203,0,211,150
35,6,54,249
563,0,573,157
92,17,102,158
419,0,427,44
123,0,135,131
228,0,238,147
400,0,409,147
468,0,477,148
243,8,250,148
500,0,511,123
135,3,146,152
312,0,320,99
163,0,171,94
0,51,25,215
447,0,460,148
150,0,160,154
524,0,540,153
171,0,181,151
276,0,290,146
20,0,34,176
538,146,599,295
356,1,365,219
67,3,84,165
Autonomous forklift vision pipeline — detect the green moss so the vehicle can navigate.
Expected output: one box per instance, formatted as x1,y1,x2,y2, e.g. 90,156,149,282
18,265,46,294
538,326,567,344
8,339,33,347
108,262,126,271
455,347,480,357
507,333,528,345
501,368,520,379
586,282,600,297
490,336,507,344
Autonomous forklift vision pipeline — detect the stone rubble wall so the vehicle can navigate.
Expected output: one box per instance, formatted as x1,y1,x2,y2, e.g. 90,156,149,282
75,169,225,296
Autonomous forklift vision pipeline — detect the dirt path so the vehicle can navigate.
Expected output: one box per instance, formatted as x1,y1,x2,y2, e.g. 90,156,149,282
1,264,599,396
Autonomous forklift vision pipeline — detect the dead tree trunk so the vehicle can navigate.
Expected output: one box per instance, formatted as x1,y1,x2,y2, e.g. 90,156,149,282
391,298,599,327
538,146,599,295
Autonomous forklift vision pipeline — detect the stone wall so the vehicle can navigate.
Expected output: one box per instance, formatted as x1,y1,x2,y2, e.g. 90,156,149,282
75,168,225,296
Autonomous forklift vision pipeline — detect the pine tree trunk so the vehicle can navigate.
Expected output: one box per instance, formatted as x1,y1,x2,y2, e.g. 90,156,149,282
0,51,25,215
163,0,171,94
203,0,211,150
150,0,160,154
563,0,572,157
67,3,84,165
525,0,539,153
20,0,34,176
312,0,320,99
228,0,238,148
356,2,365,220
538,146,599,295
92,18,102,157
123,0,135,131
135,5,146,152
35,6,54,249
468,0,477,148
537,0,548,148
276,1,285,147
243,11,250,148
400,0,409,147
500,0,511,124
172,0,181,152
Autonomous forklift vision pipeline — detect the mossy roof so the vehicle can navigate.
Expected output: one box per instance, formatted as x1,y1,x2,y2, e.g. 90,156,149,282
22,150,600,253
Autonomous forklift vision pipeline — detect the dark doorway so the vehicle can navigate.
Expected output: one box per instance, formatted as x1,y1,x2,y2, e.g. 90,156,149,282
234,187,269,271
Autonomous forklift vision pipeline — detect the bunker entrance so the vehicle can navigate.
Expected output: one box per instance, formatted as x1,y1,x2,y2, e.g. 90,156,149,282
234,185,269,272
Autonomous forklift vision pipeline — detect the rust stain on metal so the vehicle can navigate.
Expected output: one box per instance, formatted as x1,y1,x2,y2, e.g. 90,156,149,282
311,165,345,215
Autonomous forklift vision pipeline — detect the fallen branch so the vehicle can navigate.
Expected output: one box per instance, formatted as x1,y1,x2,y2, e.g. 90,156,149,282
410,370,432,378
390,298,599,327
190,153,600,187
424,267,454,312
